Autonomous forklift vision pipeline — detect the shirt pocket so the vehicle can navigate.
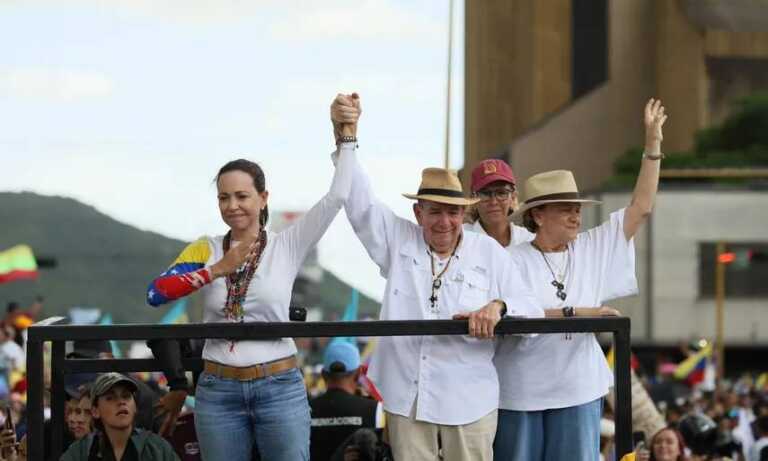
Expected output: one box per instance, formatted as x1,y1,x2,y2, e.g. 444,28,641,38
457,271,492,311
389,262,426,302
390,278,421,303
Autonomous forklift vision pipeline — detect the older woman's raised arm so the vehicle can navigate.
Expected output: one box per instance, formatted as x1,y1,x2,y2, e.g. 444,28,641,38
624,98,667,241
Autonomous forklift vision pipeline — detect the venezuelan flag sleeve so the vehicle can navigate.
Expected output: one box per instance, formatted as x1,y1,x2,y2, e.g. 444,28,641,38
147,238,213,307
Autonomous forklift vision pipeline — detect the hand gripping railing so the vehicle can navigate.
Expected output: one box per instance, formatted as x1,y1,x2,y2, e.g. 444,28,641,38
26,317,632,460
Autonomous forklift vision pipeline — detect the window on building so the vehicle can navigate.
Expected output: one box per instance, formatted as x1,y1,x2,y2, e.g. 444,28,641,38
572,0,608,98
699,242,768,298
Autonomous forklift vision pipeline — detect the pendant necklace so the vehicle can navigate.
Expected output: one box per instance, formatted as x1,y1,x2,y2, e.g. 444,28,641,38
534,241,575,340
533,242,570,302
428,238,460,313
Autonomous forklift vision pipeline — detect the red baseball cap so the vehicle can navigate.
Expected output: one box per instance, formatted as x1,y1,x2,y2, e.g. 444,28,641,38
470,159,516,193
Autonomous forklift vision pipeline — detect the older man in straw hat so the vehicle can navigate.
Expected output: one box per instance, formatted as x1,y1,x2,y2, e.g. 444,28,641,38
330,94,542,461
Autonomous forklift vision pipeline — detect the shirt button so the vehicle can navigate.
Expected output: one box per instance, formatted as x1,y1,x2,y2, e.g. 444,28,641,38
422,356,427,360
413,380,418,384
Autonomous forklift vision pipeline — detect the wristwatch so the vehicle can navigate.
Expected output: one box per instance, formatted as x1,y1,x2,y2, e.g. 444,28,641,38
562,306,576,317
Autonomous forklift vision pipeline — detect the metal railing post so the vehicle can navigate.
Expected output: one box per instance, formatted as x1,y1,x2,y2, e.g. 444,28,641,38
614,318,633,459
51,340,67,457
26,338,45,461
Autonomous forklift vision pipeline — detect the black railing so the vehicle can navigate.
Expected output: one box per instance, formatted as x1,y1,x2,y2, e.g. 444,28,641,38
26,317,632,460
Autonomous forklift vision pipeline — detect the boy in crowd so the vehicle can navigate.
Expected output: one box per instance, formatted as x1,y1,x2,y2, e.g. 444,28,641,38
61,373,178,461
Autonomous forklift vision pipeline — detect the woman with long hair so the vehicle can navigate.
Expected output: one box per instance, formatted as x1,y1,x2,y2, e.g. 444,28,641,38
145,94,359,461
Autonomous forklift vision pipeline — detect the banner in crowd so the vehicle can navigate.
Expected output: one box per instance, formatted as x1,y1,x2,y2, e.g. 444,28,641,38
606,347,666,440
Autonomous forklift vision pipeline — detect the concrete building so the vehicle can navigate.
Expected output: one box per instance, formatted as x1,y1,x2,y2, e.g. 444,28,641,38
581,188,768,346
465,0,768,190
465,1,768,346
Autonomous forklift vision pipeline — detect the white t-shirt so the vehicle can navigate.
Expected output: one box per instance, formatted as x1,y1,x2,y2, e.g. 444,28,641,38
749,436,768,461
463,220,535,248
495,208,638,411
0,340,24,371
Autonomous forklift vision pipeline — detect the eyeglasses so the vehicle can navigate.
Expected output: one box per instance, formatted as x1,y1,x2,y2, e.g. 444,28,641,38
474,188,514,201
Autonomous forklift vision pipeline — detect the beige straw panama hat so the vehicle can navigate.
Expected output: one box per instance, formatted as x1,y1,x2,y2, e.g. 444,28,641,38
511,170,601,219
402,168,480,206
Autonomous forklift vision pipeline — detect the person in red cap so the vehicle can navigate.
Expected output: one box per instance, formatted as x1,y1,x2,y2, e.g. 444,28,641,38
464,159,534,249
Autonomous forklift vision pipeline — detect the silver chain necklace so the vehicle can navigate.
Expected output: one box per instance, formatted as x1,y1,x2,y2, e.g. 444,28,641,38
533,243,571,302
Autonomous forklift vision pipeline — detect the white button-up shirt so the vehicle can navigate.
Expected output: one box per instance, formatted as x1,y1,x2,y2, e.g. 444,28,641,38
342,154,543,425
194,143,354,367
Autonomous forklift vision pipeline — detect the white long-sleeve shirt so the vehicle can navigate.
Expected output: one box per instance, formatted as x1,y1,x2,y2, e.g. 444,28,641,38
155,143,355,367
342,152,543,425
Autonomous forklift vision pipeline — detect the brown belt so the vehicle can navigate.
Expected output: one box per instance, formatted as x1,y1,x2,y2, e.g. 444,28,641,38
204,356,297,381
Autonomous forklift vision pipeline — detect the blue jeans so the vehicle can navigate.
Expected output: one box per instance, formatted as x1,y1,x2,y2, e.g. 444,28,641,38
194,367,311,461
493,398,602,461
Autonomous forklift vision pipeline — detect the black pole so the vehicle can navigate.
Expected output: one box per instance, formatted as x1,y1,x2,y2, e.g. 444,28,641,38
26,339,44,461
646,212,654,341
614,319,633,459
51,341,66,457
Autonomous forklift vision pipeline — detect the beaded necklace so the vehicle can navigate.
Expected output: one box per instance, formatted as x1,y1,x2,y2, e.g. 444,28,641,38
222,229,267,324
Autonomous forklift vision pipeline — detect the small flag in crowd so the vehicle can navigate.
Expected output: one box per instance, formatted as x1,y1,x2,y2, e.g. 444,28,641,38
605,346,640,371
673,343,713,386
160,299,189,324
756,372,768,391
0,245,38,284
99,314,123,359
328,289,359,348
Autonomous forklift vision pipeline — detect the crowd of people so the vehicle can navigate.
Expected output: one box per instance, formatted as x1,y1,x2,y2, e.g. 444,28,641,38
0,92,766,460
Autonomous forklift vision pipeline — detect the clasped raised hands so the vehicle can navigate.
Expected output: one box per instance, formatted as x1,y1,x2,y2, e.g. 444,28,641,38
331,93,362,141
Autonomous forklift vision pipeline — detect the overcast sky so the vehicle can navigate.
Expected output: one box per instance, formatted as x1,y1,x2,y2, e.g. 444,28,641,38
1,0,466,302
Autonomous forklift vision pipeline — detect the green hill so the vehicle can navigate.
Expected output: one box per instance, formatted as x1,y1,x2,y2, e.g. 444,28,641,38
0,192,379,324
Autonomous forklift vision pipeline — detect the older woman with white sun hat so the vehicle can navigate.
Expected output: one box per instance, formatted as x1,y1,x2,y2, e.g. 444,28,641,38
493,98,667,461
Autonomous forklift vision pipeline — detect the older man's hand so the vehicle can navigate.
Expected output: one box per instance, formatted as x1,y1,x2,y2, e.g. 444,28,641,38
453,300,504,339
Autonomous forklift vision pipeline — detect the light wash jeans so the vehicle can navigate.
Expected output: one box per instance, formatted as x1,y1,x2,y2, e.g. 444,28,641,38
493,398,603,461
194,367,310,461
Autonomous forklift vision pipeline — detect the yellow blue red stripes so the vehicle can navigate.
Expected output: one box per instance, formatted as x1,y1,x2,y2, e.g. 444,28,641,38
147,238,211,306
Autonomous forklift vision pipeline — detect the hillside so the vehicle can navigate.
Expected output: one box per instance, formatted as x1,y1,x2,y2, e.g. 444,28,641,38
0,192,379,324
